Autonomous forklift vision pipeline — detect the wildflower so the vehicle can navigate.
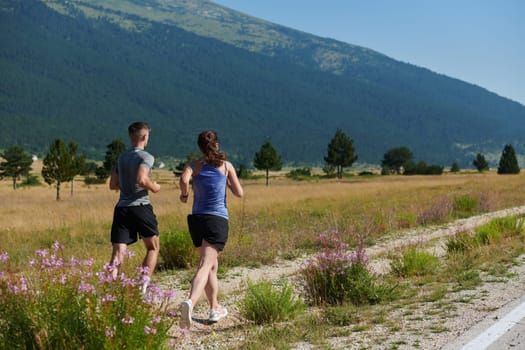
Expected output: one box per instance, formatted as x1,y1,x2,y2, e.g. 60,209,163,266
163,289,176,299
144,326,157,334
122,316,135,325
101,293,117,302
139,266,150,275
151,316,162,324
0,252,8,263
78,282,96,294
52,240,62,251
105,327,115,338
35,249,48,257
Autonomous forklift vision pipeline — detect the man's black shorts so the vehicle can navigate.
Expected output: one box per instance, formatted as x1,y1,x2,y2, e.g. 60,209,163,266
187,214,229,251
111,204,159,245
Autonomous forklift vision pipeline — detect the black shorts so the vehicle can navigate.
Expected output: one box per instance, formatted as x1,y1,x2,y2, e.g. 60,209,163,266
187,214,229,251
111,204,159,245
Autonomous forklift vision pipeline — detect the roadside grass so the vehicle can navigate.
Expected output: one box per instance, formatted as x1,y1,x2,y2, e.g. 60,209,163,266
228,214,525,349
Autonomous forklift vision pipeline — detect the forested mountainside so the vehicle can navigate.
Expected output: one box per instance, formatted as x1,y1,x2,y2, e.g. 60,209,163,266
1,0,523,166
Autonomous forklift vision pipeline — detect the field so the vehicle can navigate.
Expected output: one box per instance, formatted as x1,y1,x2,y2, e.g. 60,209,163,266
2,164,524,271
2,164,525,349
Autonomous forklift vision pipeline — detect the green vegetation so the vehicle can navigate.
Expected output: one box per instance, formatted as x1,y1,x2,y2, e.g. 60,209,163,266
253,141,282,186
41,139,85,200
242,279,304,324
324,128,358,179
0,146,33,190
498,144,521,174
0,244,177,349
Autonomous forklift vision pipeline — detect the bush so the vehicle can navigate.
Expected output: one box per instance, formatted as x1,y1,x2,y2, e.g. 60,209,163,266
84,176,107,185
159,230,197,269
390,246,440,277
19,174,42,187
0,242,178,349
453,194,479,218
286,167,312,180
299,232,394,306
242,279,304,324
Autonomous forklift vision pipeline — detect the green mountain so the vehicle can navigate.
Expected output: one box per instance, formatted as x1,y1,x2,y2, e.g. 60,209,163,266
1,0,524,167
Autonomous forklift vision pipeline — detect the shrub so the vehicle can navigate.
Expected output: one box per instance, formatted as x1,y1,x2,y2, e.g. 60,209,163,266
286,167,312,180
19,174,42,187
446,231,474,254
390,246,440,278
453,194,479,218
242,279,304,324
159,230,197,269
299,232,394,306
0,242,178,349
84,176,107,185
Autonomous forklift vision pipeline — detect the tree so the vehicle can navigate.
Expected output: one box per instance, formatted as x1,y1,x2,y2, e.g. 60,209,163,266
497,144,520,174
324,128,358,179
98,138,126,180
0,146,33,190
42,139,83,200
253,141,282,186
472,153,489,172
381,147,413,174
450,161,460,173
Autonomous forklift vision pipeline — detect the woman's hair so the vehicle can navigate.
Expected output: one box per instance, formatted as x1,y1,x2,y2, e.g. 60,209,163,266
198,130,226,167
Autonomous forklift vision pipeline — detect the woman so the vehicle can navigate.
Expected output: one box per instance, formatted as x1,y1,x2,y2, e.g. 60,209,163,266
179,130,244,329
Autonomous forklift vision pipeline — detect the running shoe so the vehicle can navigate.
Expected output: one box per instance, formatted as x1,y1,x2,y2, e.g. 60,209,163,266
209,305,228,322
180,299,193,329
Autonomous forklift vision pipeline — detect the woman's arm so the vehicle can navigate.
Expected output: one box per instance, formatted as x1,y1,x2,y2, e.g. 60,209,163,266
226,161,243,198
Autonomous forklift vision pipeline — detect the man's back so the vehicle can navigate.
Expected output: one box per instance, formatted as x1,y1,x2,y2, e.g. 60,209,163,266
116,147,154,207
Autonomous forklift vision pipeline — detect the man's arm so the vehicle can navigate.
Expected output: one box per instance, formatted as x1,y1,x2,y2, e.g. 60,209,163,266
137,166,161,193
109,171,119,190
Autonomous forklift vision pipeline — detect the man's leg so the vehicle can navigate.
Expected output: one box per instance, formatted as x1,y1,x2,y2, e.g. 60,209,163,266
109,243,127,279
142,235,160,277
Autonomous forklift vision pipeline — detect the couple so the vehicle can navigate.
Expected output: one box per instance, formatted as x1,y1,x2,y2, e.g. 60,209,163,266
108,122,244,330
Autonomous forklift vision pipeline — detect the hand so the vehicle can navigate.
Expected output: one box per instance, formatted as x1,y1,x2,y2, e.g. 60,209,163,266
180,193,189,203
152,182,161,193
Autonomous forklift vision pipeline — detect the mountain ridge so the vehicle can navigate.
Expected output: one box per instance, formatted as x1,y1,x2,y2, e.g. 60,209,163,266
1,0,523,167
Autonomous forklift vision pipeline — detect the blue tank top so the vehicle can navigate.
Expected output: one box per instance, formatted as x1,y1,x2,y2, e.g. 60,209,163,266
192,163,228,219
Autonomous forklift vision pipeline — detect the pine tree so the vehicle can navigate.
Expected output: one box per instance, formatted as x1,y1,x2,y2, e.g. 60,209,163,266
472,153,489,172
497,144,520,174
0,146,33,190
253,141,282,186
324,128,358,179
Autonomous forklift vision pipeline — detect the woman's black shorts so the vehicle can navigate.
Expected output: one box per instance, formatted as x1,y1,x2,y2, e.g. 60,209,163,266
187,214,229,251
111,204,159,245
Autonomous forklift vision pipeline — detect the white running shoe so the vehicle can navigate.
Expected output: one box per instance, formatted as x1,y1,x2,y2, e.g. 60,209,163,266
209,305,228,323
180,299,193,329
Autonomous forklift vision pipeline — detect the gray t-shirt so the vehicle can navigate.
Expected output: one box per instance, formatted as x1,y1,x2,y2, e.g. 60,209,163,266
115,147,154,207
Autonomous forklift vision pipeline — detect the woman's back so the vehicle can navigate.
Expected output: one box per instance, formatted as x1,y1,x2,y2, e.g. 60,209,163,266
192,162,228,219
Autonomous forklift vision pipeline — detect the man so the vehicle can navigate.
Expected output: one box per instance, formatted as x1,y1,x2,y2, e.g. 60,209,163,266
109,122,161,294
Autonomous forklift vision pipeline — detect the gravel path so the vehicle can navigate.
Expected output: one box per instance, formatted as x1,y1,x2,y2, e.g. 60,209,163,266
164,205,525,349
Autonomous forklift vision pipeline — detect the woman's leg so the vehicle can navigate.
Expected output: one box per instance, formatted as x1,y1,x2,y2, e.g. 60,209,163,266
188,240,219,307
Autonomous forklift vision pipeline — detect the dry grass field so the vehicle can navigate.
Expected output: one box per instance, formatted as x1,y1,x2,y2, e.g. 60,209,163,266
1,162,524,272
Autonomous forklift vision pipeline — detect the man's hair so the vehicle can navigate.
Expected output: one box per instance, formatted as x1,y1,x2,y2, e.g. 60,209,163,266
128,122,150,141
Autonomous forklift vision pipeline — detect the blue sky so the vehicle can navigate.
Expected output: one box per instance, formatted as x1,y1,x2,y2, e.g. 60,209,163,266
212,0,525,106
